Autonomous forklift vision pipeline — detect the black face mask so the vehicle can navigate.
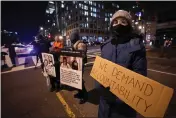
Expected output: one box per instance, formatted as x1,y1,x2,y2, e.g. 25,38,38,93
111,24,131,44
111,24,131,36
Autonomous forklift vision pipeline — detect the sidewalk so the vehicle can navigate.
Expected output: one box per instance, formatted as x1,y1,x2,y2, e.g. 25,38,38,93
146,47,176,59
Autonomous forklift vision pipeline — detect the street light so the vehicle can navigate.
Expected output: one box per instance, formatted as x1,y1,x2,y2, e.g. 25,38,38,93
135,22,138,25
59,36,63,40
138,25,142,30
40,27,43,30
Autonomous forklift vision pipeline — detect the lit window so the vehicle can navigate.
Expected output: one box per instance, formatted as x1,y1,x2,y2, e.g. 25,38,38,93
110,13,112,16
76,5,77,8
102,5,104,9
87,23,89,28
85,24,86,28
61,1,64,3
84,5,87,10
93,13,96,17
84,11,86,15
61,4,64,8
79,3,81,8
117,5,119,8
69,15,71,19
46,10,49,14
93,8,96,12
91,13,93,16
86,17,88,21
105,18,107,21
73,1,75,4
66,6,68,10
91,7,92,11
49,1,54,4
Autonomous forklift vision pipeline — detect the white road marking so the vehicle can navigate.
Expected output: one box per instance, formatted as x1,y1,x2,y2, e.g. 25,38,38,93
85,61,176,76
1,65,41,74
147,68,176,76
87,49,100,54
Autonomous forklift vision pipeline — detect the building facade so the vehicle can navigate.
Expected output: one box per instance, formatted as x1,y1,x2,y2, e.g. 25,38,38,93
45,1,119,42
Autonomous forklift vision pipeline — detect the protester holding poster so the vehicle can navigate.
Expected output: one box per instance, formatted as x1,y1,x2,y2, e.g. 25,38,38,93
96,10,147,118
69,30,88,104
48,34,64,92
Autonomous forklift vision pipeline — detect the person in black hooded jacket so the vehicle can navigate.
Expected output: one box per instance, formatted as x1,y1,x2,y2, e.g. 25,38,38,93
69,30,88,104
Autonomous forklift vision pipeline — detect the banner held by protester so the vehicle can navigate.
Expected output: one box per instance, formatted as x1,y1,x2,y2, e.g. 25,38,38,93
42,53,56,77
60,50,83,90
90,56,174,117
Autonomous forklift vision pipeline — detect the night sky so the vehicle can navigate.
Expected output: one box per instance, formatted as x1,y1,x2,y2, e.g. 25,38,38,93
1,1,48,43
2,1,176,43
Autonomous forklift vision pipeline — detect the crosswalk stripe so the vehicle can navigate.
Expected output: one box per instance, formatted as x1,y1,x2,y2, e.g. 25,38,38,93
2,49,100,73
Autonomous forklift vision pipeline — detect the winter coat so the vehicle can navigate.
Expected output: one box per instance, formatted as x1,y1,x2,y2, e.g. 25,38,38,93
97,35,147,118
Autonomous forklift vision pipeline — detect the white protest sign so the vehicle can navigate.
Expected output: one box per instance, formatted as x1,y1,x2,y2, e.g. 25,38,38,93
60,50,83,90
42,53,56,77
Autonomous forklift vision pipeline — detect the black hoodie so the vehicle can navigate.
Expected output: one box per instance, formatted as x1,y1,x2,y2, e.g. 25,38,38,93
70,30,80,45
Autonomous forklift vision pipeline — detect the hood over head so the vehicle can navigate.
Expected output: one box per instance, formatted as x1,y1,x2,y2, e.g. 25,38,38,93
70,30,80,44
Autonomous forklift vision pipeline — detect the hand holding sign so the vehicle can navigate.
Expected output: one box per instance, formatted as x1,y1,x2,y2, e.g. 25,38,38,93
90,56,174,117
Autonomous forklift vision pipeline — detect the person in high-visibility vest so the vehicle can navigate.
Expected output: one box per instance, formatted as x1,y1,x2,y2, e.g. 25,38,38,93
52,35,64,51
48,34,64,92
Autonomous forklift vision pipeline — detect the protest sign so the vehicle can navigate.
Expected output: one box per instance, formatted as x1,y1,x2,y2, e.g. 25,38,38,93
90,56,174,117
42,53,56,77
60,50,83,90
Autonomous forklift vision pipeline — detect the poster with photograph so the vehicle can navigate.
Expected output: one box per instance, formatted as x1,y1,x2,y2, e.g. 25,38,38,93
60,50,83,90
42,53,56,77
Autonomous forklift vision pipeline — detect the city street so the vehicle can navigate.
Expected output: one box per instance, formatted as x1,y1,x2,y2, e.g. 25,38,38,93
2,1,176,118
1,48,176,118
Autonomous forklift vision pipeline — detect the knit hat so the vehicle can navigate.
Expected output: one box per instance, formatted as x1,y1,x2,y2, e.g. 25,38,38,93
110,10,132,26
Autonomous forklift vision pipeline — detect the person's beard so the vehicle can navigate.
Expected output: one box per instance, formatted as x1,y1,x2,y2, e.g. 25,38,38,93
110,24,131,44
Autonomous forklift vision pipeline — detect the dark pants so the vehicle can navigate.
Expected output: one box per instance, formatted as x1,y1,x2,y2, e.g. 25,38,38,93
77,80,88,99
49,76,60,89
98,97,136,118
48,51,61,89
76,65,88,99
9,55,16,65
36,52,44,70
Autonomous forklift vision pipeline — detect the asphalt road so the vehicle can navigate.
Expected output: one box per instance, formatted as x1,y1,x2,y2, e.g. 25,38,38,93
1,50,176,118
1,69,68,118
